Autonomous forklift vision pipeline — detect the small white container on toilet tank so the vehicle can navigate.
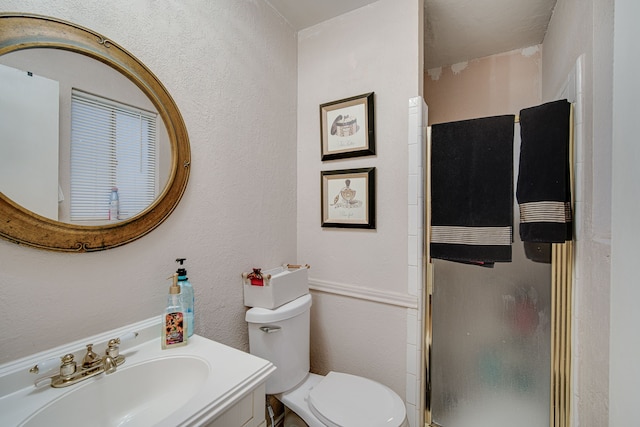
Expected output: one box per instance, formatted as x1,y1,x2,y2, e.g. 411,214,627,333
242,265,309,309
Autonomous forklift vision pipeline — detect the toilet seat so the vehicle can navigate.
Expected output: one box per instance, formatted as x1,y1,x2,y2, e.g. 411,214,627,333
307,372,406,427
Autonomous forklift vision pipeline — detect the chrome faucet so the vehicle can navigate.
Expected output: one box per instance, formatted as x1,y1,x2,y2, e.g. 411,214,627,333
30,335,132,388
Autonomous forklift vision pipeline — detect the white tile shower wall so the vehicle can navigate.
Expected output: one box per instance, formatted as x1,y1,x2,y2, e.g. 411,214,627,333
573,56,585,246
570,55,585,427
406,96,427,427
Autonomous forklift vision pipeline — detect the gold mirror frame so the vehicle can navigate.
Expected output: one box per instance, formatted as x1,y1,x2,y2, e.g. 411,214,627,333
0,13,190,252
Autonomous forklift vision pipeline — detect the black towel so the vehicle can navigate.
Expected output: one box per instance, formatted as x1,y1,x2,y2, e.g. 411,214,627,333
431,115,514,265
517,100,572,243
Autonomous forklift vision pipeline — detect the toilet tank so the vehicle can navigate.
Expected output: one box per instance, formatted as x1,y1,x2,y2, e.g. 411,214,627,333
245,293,312,394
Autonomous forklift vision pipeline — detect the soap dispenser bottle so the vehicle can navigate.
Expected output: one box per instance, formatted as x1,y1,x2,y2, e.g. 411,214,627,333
175,258,195,337
162,273,188,349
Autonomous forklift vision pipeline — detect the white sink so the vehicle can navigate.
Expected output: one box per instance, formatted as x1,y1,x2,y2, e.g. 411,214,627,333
22,356,209,427
0,317,275,427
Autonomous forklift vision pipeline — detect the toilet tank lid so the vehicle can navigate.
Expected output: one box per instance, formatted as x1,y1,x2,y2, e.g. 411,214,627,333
245,293,312,323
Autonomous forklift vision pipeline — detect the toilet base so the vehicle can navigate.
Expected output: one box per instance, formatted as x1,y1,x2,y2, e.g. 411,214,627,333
277,373,325,427
283,407,309,427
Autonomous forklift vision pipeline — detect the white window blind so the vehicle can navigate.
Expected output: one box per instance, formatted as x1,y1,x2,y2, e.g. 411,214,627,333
70,90,158,221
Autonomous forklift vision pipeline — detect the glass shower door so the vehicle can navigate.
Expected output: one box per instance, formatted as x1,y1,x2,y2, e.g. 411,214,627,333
429,125,553,427
430,251,551,427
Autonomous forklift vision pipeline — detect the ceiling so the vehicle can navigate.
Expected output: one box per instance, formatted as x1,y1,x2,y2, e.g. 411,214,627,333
266,0,558,69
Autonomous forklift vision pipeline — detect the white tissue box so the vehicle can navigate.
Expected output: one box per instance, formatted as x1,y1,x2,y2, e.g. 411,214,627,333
242,265,309,309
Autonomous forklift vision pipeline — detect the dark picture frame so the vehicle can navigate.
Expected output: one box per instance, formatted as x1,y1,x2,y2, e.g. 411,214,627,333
320,92,375,161
321,167,376,229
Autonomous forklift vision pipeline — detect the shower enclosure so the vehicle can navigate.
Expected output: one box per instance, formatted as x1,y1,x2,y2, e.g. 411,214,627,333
425,116,574,427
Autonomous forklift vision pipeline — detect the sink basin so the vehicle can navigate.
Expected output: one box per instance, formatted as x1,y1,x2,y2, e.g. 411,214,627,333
21,356,209,427
0,317,275,427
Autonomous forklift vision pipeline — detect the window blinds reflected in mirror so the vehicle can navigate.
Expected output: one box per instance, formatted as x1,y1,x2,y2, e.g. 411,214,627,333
70,90,158,223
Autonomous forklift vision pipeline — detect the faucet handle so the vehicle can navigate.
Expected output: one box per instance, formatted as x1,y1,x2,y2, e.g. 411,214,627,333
119,331,138,343
59,354,77,379
30,354,76,388
29,357,60,374
106,332,138,360
106,338,120,358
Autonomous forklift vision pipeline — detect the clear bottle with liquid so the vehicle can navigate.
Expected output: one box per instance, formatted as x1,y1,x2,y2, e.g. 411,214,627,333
109,187,119,221
176,258,195,337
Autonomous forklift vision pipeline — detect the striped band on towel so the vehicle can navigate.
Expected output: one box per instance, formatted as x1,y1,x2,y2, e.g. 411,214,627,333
431,226,513,246
519,201,572,224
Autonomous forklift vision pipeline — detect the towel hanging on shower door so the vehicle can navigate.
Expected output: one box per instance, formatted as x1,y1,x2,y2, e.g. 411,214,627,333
517,99,572,243
430,115,515,266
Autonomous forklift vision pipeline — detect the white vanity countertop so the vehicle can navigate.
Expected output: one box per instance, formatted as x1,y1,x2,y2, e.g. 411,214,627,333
0,317,275,427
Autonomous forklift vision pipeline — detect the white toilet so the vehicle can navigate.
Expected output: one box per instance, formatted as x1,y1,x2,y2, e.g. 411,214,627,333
246,293,409,427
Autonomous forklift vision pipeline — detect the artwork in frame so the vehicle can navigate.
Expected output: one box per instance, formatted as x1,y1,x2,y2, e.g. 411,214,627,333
320,92,375,161
321,167,376,229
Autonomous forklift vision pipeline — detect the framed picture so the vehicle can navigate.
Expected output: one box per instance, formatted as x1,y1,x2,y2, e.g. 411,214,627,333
320,92,375,161
321,167,376,229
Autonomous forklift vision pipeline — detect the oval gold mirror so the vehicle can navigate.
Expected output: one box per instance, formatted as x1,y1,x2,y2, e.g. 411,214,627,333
0,13,190,252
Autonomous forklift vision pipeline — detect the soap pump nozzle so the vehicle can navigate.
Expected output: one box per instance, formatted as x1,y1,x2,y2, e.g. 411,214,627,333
175,258,187,278
168,273,180,294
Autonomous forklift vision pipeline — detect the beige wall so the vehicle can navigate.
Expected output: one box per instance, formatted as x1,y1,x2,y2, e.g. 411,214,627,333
0,0,298,363
424,46,542,124
296,0,422,403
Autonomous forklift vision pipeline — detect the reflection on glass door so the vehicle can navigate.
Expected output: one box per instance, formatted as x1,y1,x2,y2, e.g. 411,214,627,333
430,251,551,427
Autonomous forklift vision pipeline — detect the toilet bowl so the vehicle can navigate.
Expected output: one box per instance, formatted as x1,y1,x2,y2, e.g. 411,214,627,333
280,372,408,427
246,293,408,427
